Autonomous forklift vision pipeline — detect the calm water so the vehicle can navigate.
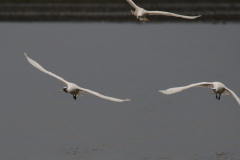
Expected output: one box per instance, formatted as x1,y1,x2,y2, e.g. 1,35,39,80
0,22,240,160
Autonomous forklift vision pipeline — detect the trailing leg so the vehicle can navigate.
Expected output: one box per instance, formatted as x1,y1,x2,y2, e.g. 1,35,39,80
218,94,221,100
73,95,76,100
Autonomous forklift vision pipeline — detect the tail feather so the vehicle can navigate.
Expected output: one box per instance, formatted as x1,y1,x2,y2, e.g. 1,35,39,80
77,93,84,97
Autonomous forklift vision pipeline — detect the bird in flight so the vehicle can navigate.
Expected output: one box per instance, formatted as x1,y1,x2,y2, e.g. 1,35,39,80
126,0,201,21
159,82,240,105
24,53,130,102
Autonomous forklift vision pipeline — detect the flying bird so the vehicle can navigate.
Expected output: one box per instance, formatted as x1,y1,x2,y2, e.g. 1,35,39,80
126,0,201,21
159,82,240,105
24,53,130,102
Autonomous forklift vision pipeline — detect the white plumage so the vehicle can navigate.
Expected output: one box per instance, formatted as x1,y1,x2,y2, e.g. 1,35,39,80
126,0,201,21
24,53,130,102
159,82,240,105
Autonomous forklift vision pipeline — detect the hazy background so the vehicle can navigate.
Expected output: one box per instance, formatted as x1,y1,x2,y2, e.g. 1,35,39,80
0,22,240,160
0,0,237,2
0,0,239,22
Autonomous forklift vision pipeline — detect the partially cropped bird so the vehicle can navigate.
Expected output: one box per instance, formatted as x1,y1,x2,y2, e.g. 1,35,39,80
24,53,130,102
159,82,240,105
126,0,201,21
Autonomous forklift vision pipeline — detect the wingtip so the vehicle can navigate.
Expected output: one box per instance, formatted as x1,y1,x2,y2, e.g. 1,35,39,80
190,15,201,19
24,53,27,56
125,98,131,102
194,15,202,19
159,90,168,94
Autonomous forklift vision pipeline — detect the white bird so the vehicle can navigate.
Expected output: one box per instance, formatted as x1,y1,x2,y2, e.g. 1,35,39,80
126,0,201,21
159,82,240,105
24,53,130,102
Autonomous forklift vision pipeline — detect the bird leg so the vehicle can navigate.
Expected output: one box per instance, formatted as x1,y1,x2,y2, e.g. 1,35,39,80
216,93,218,99
73,95,77,100
218,94,221,100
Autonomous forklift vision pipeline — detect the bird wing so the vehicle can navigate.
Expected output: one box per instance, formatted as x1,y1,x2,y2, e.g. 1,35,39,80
222,90,231,95
145,11,201,19
24,53,69,85
224,87,240,105
126,0,139,9
195,83,213,89
77,86,130,102
159,82,213,95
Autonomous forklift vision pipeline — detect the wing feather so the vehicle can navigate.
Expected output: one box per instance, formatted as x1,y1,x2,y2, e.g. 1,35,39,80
145,11,201,19
78,86,130,102
222,90,231,95
196,84,213,88
224,87,240,105
159,82,213,95
24,53,69,85
126,0,139,9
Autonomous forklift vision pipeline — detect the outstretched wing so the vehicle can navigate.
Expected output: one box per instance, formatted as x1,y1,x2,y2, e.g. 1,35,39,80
77,86,130,102
24,53,69,85
159,82,213,95
145,11,201,19
126,0,139,9
224,87,240,105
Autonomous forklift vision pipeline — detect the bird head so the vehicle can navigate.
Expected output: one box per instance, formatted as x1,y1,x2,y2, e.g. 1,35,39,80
137,16,143,21
211,88,216,94
59,87,68,93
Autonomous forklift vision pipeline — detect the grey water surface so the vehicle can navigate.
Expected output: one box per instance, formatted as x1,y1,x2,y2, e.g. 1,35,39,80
0,22,240,160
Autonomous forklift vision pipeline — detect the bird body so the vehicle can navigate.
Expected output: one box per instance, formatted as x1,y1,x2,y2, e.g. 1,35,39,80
131,8,149,21
65,83,81,95
126,0,201,21
133,8,145,17
24,53,130,102
212,82,226,94
159,82,240,105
